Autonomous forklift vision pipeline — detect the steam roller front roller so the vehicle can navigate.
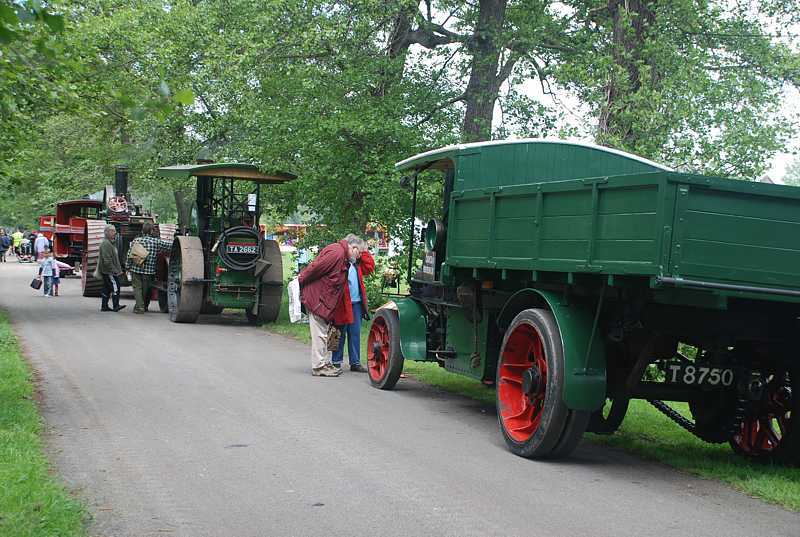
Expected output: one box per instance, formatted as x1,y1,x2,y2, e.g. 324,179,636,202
167,235,204,323
156,223,177,313
246,239,284,325
81,219,107,297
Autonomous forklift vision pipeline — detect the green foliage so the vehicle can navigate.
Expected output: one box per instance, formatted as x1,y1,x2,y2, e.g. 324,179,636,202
1,0,798,234
555,0,799,178
0,311,87,536
784,155,800,186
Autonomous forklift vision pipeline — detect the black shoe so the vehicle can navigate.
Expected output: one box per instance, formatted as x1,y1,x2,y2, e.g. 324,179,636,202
331,362,342,370
113,305,127,312
349,364,367,373
100,307,113,312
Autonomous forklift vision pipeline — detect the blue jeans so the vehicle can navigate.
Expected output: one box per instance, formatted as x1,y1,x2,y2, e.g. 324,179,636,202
332,301,362,366
42,276,53,296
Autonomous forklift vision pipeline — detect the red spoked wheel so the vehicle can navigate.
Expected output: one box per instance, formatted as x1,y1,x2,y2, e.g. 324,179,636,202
367,308,404,390
498,322,547,442
497,308,589,459
730,368,798,465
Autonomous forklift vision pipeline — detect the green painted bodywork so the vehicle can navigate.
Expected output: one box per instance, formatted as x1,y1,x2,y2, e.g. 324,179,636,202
394,298,427,360
398,141,800,299
441,171,800,299
444,309,493,380
391,139,800,411
210,255,257,308
522,289,606,410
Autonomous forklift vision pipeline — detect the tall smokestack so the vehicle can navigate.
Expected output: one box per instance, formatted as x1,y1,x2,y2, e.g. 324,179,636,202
114,165,129,197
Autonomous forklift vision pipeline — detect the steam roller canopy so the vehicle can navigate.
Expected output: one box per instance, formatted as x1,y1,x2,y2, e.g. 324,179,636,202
218,226,261,271
81,220,106,297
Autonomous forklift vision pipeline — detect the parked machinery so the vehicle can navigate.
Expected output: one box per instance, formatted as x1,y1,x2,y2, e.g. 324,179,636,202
81,165,176,297
369,139,800,465
38,214,55,243
155,162,295,325
49,199,102,270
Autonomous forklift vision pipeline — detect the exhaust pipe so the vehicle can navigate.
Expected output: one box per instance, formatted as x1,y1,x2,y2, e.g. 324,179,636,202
114,164,129,197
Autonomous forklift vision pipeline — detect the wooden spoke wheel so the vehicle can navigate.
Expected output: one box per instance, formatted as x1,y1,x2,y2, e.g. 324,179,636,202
730,367,798,465
367,308,404,390
246,239,283,325
80,219,106,297
497,308,590,459
167,236,204,324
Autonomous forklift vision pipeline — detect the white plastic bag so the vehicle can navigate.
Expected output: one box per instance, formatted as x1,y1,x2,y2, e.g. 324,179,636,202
288,278,302,323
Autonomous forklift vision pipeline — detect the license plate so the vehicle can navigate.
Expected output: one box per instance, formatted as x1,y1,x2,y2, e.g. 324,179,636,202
226,242,258,254
666,363,735,387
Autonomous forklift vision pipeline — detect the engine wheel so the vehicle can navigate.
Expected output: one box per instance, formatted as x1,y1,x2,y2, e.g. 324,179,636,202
157,290,169,313
497,308,589,459
80,219,106,297
730,367,798,465
167,236,204,323
247,240,283,325
367,309,404,390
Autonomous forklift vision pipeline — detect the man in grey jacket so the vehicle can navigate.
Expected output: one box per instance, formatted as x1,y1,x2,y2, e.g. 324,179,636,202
98,225,126,312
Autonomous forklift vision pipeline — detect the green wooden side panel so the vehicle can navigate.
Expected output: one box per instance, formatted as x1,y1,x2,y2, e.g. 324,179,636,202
670,181,800,290
449,175,664,276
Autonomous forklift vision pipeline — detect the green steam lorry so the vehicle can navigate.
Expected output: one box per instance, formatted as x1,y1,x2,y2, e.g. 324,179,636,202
367,139,798,465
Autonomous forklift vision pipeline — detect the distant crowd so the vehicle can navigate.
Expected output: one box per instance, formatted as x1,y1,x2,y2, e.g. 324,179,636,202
0,227,51,263
0,226,71,297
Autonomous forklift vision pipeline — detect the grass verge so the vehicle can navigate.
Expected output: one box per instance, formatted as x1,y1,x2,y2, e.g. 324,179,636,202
267,278,800,511
0,311,87,536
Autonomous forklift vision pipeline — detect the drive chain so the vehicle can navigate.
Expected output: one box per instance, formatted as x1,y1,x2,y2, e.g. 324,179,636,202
647,396,748,443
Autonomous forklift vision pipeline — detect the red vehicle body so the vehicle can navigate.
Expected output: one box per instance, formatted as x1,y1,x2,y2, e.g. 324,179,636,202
52,199,102,267
38,215,55,242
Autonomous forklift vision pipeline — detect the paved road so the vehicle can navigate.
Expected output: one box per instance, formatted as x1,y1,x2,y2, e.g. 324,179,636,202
1,261,797,537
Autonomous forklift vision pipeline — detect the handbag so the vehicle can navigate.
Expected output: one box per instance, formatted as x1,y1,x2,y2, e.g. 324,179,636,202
130,240,149,266
326,323,341,352
30,277,42,290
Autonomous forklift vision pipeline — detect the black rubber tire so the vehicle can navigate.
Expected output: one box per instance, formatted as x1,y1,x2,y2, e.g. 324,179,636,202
550,407,591,457
496,308,587,459
367,309,404,390
587,397,630,435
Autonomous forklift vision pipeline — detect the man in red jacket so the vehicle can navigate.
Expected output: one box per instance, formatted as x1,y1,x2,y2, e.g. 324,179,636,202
331,239,375,372
299,234,363,377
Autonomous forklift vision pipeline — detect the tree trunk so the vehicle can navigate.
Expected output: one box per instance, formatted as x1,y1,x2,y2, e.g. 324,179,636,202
597,0,657,148
461,0,508,142
372,4,417,98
